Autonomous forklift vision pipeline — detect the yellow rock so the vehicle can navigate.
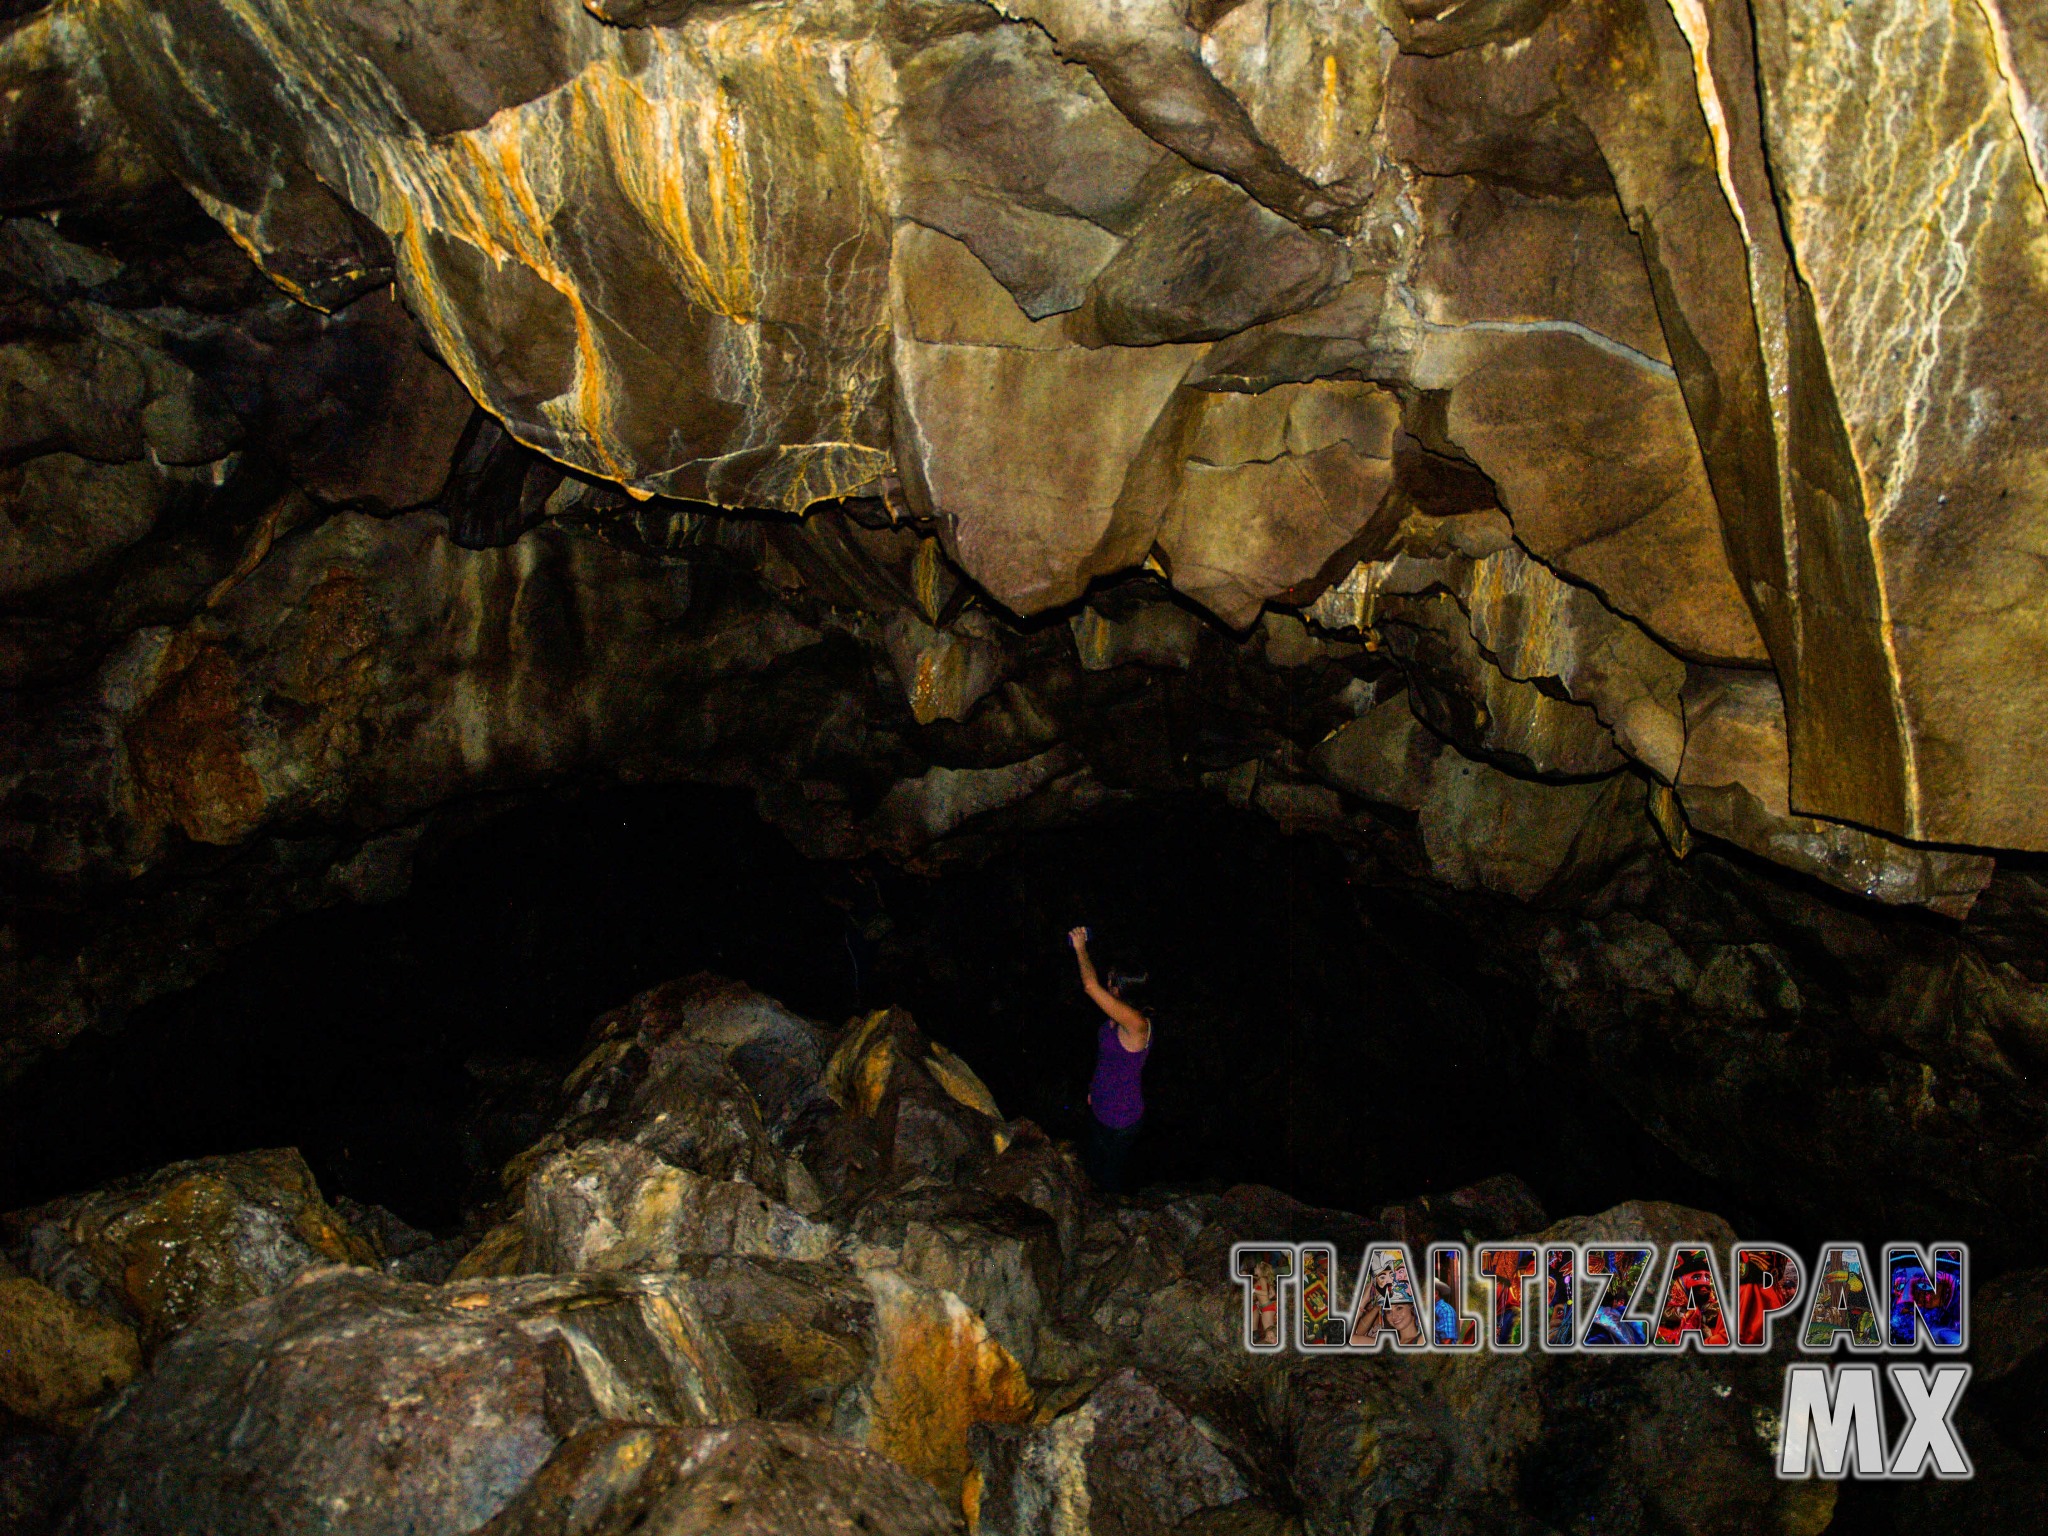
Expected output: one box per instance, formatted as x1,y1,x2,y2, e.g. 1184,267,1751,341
0,1275,141,1429
923,1042,1001,1122
862,1269,1035,1504
16,1148,376,1350
448,1219,530,1280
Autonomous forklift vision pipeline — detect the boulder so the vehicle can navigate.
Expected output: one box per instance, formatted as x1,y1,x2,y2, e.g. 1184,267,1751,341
0,1279,139,1430
523,1140,835,1273
1309,689,1442,812
672,1256,876,1429
331,1197,466,1284
4,1148,375,1348
852,1268,1035,1502
857,1190,1062,1377
610,978,835,1141
968,1369,1254,1536
821,1008,1006,1189
1418,755,1650,903
472,1420,961,1536
67,1267,753,1536
552,1036,783,1191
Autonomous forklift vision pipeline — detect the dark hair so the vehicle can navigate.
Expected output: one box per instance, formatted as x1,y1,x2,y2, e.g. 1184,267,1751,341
1106,968,1149,995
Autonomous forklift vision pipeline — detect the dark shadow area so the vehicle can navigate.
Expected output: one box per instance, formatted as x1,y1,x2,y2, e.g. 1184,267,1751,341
867,797,1727,1226
0,786,858,1229
3,785,1723,1238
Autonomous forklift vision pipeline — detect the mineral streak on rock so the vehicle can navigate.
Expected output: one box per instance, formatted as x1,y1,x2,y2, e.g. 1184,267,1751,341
6,0,2047,863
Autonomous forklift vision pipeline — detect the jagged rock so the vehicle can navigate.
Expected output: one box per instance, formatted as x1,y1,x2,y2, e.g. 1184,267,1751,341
331,1197,465,1284
449,1219,529,1281
576,976,837,1145
1309,688,1442,811
66,1267,753,1536
523,1141,835,1272
545,1002,792,1197
2,1147,374,1348
1287,1201,1834,1536
852,1267,1035,1502
968,1368,1254,1536
1677,668,1994,917
1383,590,1625,779
882,609,1005,725
853,1188,1060,1377
472,1420,962,1536
976,1121,1091,1262
1070,601,1205,673
868,749,1081,854
0,1278,139,1430
1419,754,1651,902
820,1007,1006,1189
672,1256,876,1428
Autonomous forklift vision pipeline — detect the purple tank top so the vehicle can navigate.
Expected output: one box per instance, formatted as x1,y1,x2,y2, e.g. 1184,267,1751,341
1089,1019,1148,1129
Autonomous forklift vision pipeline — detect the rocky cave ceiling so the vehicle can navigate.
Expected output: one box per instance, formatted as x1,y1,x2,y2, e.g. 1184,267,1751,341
3,0,2047,1067
8,1,2048,1531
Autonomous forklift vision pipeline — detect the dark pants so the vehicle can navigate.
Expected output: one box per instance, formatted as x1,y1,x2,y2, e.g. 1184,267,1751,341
1085,1116,1142,1194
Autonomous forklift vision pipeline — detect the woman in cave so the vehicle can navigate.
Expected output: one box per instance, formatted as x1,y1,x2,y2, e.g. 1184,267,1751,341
1069,925,1152,1194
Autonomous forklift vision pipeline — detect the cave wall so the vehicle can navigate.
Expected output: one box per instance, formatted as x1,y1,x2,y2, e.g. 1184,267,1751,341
4,0,2048,1272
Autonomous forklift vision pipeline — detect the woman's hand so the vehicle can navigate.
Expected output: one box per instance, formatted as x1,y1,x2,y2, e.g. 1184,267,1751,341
1068,925,1090,953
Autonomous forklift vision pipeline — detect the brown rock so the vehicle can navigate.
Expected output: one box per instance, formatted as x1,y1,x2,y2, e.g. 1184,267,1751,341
856,1267,1035,1501
672,1256,876,1428
0,1277,140,1430
523,1141,835,1272
472,1420,962,1536
4,1147,375,1348
967,1368,1253,1536
449,1219,529,1281
1419,755,1650,903
1309,689,1441,811
67,1267,753,1536
1677,668,1995,916
1382,590,1625,779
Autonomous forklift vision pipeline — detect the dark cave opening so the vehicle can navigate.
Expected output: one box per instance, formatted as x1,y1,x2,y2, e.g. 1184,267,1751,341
0,783,1723,1240
3,793,2043,1535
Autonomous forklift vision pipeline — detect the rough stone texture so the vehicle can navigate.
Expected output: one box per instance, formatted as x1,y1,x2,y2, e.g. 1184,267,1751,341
4,0,2041,880
0,1278,139,1430
968,1368,1253,1536
473,1420,962,1536
2,1147,374,1349
65,1266,753,1536
524,1141,835,1272
670,1256,876,1429
854,1266,1035,1503
0,1433,78,1536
